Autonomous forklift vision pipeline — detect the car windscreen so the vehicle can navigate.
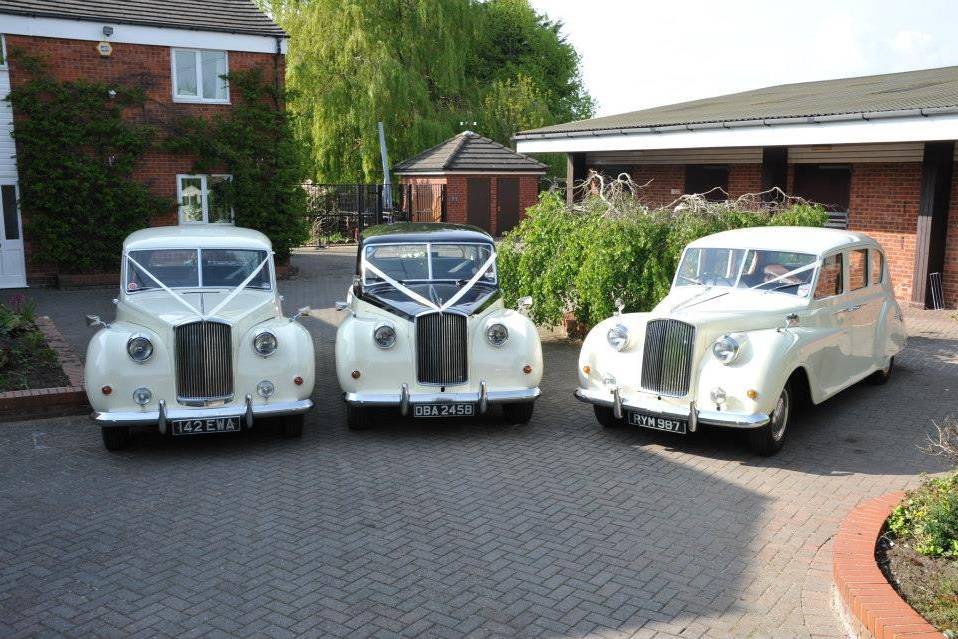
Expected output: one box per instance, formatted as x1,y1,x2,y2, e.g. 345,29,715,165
127,248,270,292
675,248,817,296
363,242,496,285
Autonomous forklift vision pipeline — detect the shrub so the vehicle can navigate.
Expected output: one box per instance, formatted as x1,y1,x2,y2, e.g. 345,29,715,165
498,179,829,328
889,473,958,557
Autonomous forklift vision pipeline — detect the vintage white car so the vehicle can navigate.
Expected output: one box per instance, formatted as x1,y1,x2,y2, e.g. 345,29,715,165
335,223,542,428
575,226,907,455
85,226,315,450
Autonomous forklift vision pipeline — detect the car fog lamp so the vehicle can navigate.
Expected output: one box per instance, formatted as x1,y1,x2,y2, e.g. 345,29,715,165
486,323,509,347
606,324,629,351
253,331,278,356
132,387,152,406
256,380,275,399
126,336,153,362
710,387,727,405
711,335,740,365
373,324,397,349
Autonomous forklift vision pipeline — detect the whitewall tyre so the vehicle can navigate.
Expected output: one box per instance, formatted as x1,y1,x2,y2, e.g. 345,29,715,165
503,402,535,424
747,385,790,456
868,357,894,385
101,426,131,451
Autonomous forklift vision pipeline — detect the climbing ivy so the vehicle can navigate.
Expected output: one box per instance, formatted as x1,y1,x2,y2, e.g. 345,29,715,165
4,53,167,272
165,68,309,261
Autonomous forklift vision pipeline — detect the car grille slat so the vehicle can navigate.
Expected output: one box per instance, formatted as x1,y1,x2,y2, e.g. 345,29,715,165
641,319,695,396
175,320,234,402
416,312,467,385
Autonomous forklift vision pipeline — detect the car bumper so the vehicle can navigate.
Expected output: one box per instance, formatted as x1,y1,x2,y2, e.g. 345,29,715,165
344,382,540,415
574,387,769,430
94,394,313,432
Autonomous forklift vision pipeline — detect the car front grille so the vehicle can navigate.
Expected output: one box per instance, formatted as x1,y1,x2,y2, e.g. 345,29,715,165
640,319,695,396
174,320,234,402
415,312,468,385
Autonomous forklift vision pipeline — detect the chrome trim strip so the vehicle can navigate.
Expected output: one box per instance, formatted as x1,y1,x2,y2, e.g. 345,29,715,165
574,387,769,429
344,387,540,406
94,399,313,426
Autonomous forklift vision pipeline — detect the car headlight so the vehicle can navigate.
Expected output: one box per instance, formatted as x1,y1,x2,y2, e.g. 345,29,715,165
253,331,278,356
606,324,629,351
712,335,740,365
373,324,396,349
127,336,153,362
486,323,509,347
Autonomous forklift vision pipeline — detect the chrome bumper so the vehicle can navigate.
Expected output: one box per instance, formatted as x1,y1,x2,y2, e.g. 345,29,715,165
574,387,769,430
344,381,540,415
94,394,313,432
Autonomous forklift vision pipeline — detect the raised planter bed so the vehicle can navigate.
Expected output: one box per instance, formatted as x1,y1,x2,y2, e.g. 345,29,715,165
0,316,88,422
833,492,943,639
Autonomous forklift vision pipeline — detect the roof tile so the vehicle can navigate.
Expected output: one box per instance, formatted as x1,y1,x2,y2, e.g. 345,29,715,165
395,131,547,174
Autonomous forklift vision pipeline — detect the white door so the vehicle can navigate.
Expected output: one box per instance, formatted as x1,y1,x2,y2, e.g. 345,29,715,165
0,181,26,288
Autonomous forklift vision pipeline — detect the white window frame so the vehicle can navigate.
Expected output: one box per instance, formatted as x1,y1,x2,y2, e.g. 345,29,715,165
0,35,8,69
170,48,230,104
177,174,234,225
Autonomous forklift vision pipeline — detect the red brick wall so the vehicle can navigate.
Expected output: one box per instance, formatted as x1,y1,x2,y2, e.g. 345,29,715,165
728,164,762,198
847,163,923,301
410,174,539,236
626,165,685,207
5,34,284,283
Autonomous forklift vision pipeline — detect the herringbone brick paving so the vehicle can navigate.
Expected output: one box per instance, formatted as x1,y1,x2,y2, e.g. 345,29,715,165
2,247,954,638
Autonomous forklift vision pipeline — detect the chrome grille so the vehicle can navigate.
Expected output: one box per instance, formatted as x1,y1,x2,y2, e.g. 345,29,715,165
416,312,468,385
174,320,234,402
640,319,695,396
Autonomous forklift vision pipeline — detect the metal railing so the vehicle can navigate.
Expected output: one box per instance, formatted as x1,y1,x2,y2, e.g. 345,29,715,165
304,183,446,246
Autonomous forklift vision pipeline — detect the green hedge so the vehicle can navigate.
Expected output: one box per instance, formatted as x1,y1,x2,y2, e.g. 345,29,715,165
498,191,829,327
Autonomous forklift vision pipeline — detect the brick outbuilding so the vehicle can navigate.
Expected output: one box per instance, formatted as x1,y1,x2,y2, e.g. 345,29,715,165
394,131,546,237
516,66,958,309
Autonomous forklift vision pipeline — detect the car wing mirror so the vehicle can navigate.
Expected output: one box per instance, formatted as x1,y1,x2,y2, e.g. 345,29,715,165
85,314,109,329
517,296,533,312
335,301,348,312
289,306,311,322
778,313,800,333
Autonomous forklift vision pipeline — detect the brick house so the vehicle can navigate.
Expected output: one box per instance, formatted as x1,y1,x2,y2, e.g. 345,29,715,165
394,131,546,236
515,66,958,308
0,0,286,287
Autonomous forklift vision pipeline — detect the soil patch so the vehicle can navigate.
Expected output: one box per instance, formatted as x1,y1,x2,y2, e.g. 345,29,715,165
878,534,958,633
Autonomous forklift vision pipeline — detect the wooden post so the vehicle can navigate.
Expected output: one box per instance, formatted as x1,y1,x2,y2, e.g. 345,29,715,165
911,141,955,307
566,152,587,206
761,147,788,202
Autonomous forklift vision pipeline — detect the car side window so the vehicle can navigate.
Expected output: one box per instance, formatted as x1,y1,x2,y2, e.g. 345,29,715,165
848,249,867,291
870,249,884,285
814,253,843,299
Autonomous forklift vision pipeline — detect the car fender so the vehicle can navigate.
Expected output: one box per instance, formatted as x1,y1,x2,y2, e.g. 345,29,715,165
578,312,651,390
84,321,173,412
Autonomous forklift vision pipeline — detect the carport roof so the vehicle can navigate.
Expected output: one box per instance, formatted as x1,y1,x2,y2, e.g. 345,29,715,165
0,0,286,37
515,65,958,137
394,131,547,174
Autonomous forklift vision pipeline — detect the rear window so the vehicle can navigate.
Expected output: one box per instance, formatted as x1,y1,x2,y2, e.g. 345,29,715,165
814,253,843,299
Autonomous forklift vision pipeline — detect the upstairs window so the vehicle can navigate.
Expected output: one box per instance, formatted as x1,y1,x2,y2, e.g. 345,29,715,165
0,34,7,69
172,48,228,103
178,174,234,224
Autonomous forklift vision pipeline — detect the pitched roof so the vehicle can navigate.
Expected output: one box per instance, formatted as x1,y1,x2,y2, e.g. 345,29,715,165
0,0,286,38
394,131,547,174
516,65,958,137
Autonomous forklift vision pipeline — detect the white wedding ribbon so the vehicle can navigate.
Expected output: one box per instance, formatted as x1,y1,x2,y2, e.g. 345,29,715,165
126,253,202,317
206,255,271,316
361,250,497,312
753,259,820,291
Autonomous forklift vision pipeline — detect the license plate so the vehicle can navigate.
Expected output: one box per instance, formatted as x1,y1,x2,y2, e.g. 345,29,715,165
628,410,688,434
171,416,242,436
413,403,475,418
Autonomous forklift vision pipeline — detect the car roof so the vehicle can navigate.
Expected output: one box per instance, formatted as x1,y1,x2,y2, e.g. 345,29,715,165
123,225,273,252
686,226,878,256
361,222,494,246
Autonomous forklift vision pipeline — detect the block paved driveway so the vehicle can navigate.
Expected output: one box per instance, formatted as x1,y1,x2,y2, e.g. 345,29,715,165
1,246,955,639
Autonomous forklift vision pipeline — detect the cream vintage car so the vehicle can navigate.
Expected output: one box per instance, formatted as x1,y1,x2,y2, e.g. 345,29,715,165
335,223,542,428
575,226,906,455
85,226,315,450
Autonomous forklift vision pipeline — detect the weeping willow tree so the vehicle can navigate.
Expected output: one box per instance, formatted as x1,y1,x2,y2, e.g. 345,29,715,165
259,0,594,182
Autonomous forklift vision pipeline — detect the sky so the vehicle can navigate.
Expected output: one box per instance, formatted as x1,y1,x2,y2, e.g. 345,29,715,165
528,0,958,118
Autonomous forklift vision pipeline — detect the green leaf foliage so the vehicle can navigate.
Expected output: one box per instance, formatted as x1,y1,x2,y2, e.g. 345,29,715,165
261,0,594,182
165,69,309,261
890,473,958,558
498,195,829,328
5,54,168,272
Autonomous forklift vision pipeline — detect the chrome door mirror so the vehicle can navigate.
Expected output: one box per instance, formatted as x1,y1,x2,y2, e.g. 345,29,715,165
778,313,799,333
517,296,533,312
85,314,109,329
335,301,348,312
289,306,311,322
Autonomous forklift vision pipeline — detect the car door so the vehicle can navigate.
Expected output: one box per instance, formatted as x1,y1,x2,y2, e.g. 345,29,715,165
843,246,880,377
807,251,853,396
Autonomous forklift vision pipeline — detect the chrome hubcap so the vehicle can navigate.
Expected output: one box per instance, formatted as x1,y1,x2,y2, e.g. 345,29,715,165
770,389,790,442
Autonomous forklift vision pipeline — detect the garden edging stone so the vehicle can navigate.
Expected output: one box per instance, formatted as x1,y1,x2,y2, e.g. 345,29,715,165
833,492,944,639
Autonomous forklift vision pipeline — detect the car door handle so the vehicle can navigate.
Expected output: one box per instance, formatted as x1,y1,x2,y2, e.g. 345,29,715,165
833,304,861,315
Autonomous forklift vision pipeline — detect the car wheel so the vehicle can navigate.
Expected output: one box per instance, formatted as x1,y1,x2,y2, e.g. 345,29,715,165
594,405,624,428
346,405,376,430
747,385,791,456
868,356,894,385
503,402,535,424
101,426,130,451
282,414,304,438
